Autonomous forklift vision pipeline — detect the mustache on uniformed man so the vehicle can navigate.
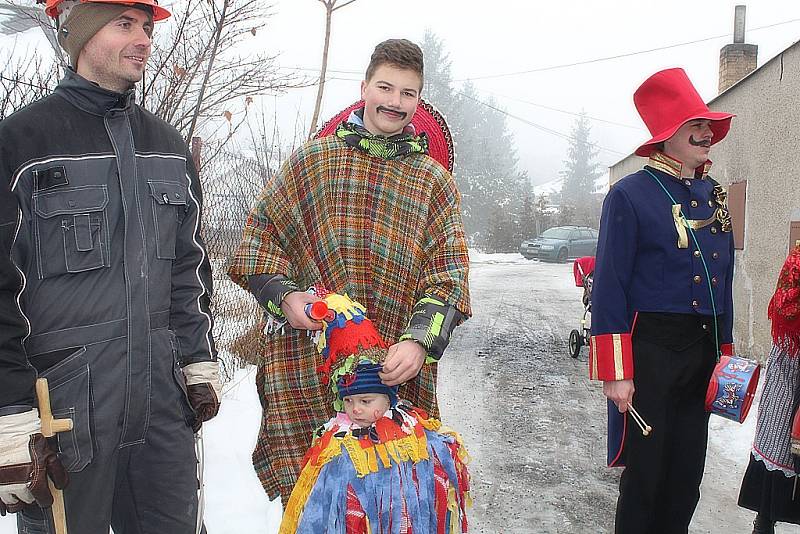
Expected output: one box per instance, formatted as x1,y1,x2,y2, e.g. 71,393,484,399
376,105,407,120
688,135,711,147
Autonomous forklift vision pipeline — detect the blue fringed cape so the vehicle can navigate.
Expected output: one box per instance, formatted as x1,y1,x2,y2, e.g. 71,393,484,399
279,403,471,534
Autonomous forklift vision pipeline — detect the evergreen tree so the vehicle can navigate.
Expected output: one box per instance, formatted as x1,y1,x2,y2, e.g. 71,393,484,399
560,112,601,227
420,32,528,249
516,193,537,241
421,29,455,119
485,203,517,253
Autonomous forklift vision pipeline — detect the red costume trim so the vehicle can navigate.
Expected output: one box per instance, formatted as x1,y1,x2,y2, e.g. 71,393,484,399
589,333,634,381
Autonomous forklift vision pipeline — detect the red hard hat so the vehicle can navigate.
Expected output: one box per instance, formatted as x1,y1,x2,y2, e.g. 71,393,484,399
42,0,171,21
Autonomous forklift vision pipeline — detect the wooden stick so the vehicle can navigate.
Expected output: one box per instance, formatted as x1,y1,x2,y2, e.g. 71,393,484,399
628,403,652,437
35,378,72,534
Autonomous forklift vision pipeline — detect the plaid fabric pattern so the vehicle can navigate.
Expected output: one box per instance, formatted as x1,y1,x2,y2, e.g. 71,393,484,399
228,135,471,503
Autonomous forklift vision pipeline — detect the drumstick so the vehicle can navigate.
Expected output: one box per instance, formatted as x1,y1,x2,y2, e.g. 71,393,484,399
628,403,652,436
627,407,647,435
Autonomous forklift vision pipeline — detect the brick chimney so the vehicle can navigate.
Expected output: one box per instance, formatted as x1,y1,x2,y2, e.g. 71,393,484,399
719,5,758,93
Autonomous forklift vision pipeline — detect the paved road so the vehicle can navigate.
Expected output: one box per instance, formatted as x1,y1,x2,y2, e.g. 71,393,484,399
438,256,774,534
0,255,786,533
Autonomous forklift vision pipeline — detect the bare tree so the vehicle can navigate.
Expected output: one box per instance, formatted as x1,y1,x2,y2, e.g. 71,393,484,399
0,1,62,119
307,0,358,139
142,0,310,158
0,48,60,120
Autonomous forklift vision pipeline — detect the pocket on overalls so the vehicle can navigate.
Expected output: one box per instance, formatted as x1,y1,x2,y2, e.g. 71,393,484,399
148,181,188,260
38,347,94,472
168,331,197,429
32,185,110,279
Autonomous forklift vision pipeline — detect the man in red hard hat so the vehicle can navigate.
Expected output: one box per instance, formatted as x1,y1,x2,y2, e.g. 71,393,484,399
590,67,736,533
0,1,219,532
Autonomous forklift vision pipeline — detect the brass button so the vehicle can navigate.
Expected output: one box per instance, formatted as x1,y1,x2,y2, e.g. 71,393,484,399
702,324,709,330
693,275,702,283
690,200,698,208
694,250,701,257
708,200,714,207
684,179,692,186
712,252,719,260
711,227,718,234
692,300,699,308
712,277,718,286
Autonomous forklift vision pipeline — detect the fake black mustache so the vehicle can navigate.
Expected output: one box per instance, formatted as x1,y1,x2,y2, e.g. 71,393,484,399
689,135,711,147
376,106,407,120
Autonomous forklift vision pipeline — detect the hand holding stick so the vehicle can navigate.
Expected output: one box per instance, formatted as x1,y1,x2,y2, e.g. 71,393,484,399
628,403,652,437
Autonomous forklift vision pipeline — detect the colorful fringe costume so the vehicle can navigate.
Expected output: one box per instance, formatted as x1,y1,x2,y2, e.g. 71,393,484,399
280,405,470,534
279,292,471,534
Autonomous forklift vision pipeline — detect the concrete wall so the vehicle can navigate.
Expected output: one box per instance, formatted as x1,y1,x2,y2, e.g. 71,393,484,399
608,41,800,360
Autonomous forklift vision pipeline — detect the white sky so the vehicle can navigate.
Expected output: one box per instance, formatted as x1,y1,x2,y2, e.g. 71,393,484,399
255,0,800,184
3,0,800,184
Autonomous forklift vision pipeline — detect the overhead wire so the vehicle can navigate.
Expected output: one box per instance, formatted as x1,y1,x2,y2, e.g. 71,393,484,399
273,18,800,83
273,15,800,152
309,73,630,156
453,17,800,81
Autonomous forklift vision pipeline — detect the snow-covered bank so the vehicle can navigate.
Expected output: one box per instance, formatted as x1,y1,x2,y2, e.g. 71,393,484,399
202,368,282,533
0,255,784,532
0,368,282,534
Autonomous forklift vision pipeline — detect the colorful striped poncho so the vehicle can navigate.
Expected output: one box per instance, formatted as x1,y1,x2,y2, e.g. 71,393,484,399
227,134,471,503
279,404,471,534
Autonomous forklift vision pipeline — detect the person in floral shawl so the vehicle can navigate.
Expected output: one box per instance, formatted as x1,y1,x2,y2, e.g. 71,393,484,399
227,38,471,505
739,246,800,533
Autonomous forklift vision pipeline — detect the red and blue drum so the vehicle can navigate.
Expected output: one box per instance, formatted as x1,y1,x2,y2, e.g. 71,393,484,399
705,355,761,423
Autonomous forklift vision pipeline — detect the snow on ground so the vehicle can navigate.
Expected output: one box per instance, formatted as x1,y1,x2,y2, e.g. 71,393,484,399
0,367,282,534
0,254,788,532
469,249,532,266
531,171,610,197
201,367,282,533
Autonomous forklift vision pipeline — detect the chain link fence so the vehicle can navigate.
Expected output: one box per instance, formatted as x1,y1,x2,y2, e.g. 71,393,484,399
197,142,272,382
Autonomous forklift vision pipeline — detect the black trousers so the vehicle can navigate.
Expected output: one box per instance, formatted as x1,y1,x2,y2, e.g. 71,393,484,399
614,313,718,534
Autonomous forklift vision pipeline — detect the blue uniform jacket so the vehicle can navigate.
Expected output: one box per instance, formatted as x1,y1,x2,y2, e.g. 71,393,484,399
589,152,735,382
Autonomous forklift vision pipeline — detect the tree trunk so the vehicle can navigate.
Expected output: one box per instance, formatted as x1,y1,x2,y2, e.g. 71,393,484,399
307,2,333,139
186,0,230,143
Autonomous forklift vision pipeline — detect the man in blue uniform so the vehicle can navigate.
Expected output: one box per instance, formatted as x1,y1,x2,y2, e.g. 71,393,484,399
590,68,736,533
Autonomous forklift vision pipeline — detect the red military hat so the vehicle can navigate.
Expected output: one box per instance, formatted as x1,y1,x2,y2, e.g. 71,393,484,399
315,99,455,173
633,68,734,157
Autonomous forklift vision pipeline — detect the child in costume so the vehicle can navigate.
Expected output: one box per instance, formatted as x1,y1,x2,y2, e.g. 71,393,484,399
279,292,471,534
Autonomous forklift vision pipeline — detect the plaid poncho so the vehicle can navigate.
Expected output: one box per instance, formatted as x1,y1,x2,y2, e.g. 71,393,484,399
228,133,471,503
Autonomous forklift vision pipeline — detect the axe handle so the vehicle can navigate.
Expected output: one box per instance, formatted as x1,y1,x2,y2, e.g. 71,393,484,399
35,378,73,436
48,478,68,534
35,378,71,534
